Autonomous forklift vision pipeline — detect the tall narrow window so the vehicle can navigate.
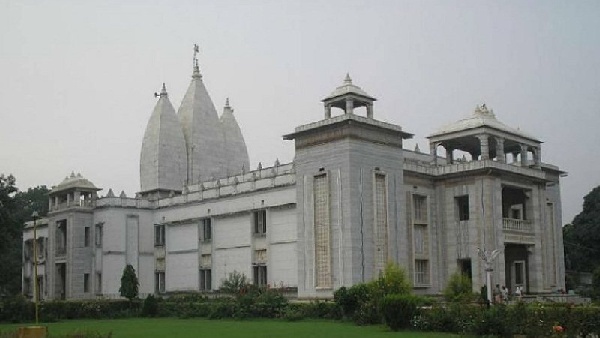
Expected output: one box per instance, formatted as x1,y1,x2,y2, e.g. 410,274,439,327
37,237,44,259
253,265,268,287
155,272,165,293
84,273,90,293
84,227,90,247
314,173,331,288
456,195,470,221
374,173,388,276
95,273,102,294
414,260,430,285
199,269,212,291
201,218,212,242
95,223,103,247
253,210,267,235
413,195,427,223
154,224,165,246
414,225,427,255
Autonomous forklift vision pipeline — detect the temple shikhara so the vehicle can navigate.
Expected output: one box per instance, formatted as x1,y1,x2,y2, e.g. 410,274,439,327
22,48,565,300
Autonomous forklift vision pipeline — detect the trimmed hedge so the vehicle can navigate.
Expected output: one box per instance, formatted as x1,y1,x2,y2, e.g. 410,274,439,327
412,302,600,337
381,294,423,331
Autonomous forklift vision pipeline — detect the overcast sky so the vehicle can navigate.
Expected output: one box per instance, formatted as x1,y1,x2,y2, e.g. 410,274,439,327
1,0,599,224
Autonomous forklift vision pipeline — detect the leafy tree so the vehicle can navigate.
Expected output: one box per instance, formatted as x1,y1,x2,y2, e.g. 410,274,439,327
0,174,20,297
15,185,50,219
443,272,474,302
563,185,600,272
0,176,50,297
119,264,139,301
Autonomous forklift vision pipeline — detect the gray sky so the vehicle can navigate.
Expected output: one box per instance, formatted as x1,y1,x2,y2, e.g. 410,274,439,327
1,0,599,224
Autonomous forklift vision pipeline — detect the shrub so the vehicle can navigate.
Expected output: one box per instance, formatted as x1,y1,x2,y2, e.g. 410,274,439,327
376,262,412,296
381,294,423,331
207,299,238,319
0,295,32,322
283,305,304,321
334,263,412,326
443,272,475,303
141,294,159,317
219,271,249,296
334,284,371,319
472,304,512,337
593,266,600,300
353,299,380,325
252,289,288,318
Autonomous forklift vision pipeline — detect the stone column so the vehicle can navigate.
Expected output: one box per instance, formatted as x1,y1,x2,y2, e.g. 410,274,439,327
74,191,81,206
430,143,437,165
478,135,490,160
445,147,454,165
325,104,331,119
511,151,519,164
533,146,541,168
66,193,71,207
366,103,373,118
345,99,354,114
495,137,505,163
54,196,59,210
520,144,528,167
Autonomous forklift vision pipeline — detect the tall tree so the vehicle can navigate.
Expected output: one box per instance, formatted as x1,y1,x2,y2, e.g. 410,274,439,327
119,264,139,301
0,175,50,297
0,174,21,297
563,185,600,272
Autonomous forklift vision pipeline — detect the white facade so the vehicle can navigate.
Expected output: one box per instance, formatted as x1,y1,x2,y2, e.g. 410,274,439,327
22,63,566,301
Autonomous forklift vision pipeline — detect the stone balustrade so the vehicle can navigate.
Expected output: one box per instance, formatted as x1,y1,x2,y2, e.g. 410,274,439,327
502,218,533,232
404,159,547,180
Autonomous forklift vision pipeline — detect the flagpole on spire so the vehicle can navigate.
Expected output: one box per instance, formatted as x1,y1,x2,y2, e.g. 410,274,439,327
193,44,201,77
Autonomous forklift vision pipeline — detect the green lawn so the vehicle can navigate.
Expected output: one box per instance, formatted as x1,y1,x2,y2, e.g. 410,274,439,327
0,318,457,338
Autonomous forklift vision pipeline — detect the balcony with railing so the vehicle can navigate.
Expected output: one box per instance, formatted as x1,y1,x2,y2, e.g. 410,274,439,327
51,199,95,212
502,218,533,232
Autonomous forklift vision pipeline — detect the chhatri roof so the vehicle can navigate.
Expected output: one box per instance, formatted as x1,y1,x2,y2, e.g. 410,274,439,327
50,172,100,194
322,73,376,102
140,83,187,192
428,104,540,142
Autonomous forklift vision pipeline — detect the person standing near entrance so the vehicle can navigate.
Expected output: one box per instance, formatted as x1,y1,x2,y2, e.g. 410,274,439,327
494,284,501,304
515,285,523,300
501,285,509,304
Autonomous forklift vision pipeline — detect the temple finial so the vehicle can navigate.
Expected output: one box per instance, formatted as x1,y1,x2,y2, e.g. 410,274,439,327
192,44,201,78
225,97,230,108
155,83,168,98
344,73,352,84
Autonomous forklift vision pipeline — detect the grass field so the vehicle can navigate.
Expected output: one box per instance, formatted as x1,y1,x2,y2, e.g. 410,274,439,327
0,318,457,338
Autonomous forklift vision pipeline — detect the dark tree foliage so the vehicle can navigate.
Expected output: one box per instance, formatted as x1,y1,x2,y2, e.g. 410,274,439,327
0,174,20,297
119,264,139,301
0,176,50,297
15,185,50,218
563,185,600,272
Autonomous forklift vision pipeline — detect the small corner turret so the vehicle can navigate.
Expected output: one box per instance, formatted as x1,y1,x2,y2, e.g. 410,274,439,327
321,73,376,119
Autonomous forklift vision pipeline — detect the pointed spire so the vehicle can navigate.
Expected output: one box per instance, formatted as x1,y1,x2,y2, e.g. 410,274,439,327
225,97,230,109
344,73,352,84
